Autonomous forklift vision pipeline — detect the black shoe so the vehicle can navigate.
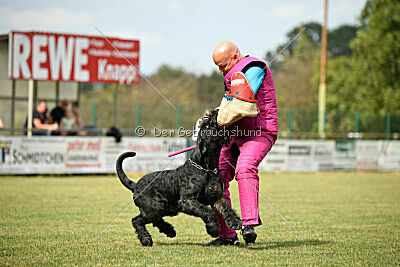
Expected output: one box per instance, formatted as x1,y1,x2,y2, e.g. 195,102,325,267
203,235,240,246
241,225,257,244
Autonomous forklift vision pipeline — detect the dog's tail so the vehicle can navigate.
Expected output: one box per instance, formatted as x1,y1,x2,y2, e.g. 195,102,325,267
116,152,137,192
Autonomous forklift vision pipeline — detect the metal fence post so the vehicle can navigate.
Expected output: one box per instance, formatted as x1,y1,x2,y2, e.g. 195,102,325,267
355,111,360,133
288,109,293,139
177,104,182,129
114,84,119,127
136,103,141,128
135,103,141,137
386,113,391,140
92,101,97,126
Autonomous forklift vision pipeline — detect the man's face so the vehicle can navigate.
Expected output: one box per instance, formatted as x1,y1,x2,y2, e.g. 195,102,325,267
214,53,238,75
37,102,47,114
61,100,69,110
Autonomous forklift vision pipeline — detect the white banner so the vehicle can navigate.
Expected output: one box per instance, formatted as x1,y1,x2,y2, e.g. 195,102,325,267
260,139,400,172
356,141,380,171
333,141,356,170
378,141,400,171
0,136,399,174
0,136,186,174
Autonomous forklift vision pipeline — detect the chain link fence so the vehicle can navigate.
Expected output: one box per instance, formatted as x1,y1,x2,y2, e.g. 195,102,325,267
77,101,399,139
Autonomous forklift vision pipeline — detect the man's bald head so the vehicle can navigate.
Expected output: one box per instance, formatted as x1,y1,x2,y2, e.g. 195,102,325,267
213,41,243,75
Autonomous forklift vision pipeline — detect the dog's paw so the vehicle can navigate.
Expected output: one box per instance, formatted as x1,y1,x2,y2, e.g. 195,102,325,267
206,223,220,237
155,221,176,238
165,229,176,238
138,232,154,247
227,217,242,230
140,237,153,247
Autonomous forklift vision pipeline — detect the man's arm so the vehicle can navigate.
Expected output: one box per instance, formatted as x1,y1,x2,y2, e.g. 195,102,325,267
243,66,265,95
33,119,58,130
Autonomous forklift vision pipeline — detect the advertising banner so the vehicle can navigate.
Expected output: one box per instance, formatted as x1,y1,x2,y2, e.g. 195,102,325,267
259,140,288,171
312,141,335,171
9,31,140,84
356,141,379,170
1,137,399,174
333,140,356,170
287,141,314,171
0,136,186,174
378,141,400,171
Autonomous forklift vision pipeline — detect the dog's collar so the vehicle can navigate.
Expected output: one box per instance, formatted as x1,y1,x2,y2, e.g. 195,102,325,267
188,158,218,175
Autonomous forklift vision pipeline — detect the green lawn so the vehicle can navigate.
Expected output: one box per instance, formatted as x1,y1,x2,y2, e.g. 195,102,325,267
0,172,399,265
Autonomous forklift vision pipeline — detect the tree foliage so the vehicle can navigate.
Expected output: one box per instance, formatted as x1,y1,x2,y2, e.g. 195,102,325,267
349,0,400,114
274,32,319,111
80,1,399,135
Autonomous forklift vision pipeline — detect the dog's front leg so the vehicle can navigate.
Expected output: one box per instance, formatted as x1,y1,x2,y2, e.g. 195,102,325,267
178,198,219,237
212,198,242,230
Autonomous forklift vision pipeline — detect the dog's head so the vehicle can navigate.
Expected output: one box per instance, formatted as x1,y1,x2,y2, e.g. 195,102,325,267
196,109,230,154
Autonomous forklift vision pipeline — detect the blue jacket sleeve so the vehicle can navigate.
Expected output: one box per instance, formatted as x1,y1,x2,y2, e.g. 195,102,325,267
243,66,265,94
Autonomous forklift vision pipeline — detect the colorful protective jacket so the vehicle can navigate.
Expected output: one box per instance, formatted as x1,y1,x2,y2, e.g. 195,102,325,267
224,56,278,135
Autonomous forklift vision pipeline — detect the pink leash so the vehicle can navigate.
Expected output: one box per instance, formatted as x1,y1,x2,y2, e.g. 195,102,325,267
168,145,196,157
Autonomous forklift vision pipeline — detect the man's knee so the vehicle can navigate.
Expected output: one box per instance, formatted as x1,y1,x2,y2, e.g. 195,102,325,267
235,163,258,181
219,160,236,184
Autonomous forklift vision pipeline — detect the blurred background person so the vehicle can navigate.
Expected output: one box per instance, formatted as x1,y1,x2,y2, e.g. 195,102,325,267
59,109,77,136
71,101,87,136
24,101,58,135
49,99,69,124
72,101,83,127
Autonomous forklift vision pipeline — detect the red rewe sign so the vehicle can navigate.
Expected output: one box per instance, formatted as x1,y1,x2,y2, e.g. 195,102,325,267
8,31,140,84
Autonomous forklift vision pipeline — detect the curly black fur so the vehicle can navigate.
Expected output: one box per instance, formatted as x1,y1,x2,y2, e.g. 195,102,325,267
116,109,242,246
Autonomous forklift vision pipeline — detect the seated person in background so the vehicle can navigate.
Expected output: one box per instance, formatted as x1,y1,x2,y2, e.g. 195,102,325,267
49,99,69,124
24,101,58,135
59,109,76,136
72,101,83,127
71,101,87,136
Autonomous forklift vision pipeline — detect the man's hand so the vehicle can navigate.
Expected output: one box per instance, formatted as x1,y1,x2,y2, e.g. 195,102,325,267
50,123,58,130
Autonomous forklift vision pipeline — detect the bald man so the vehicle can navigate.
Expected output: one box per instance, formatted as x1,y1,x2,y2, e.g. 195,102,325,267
204,41,278,246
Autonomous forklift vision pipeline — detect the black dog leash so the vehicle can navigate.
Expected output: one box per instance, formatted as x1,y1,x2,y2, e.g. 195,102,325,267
188,158,218,175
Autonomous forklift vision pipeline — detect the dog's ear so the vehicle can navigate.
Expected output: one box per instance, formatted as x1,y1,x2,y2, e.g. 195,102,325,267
201,109,218,129
210,109,218,127
199,109,212,129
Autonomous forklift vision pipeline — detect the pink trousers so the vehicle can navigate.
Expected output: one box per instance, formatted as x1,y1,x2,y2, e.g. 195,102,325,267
217,134,276,238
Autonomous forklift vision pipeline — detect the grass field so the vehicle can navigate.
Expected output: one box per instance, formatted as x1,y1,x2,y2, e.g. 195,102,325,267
0,172,399,265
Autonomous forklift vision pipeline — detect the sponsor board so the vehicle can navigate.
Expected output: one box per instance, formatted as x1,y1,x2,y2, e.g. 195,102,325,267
356,141,379,170
287,141,314,171
378,141,400,171
0,137,399,174
0,136,186,174
9,31,140,84
259,140,288,171
312,141,335,171
334,140,356,170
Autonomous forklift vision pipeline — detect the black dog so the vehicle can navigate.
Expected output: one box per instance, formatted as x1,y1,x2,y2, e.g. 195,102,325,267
116,109,242,246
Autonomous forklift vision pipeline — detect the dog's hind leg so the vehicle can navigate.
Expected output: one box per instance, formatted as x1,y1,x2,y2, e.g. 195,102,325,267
153,218,176,238
213,198,242,230
132,214,153,246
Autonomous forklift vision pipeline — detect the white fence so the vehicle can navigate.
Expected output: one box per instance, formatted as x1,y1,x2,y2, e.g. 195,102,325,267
259,140,400,171
0,136,399,174
0,136,187,174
